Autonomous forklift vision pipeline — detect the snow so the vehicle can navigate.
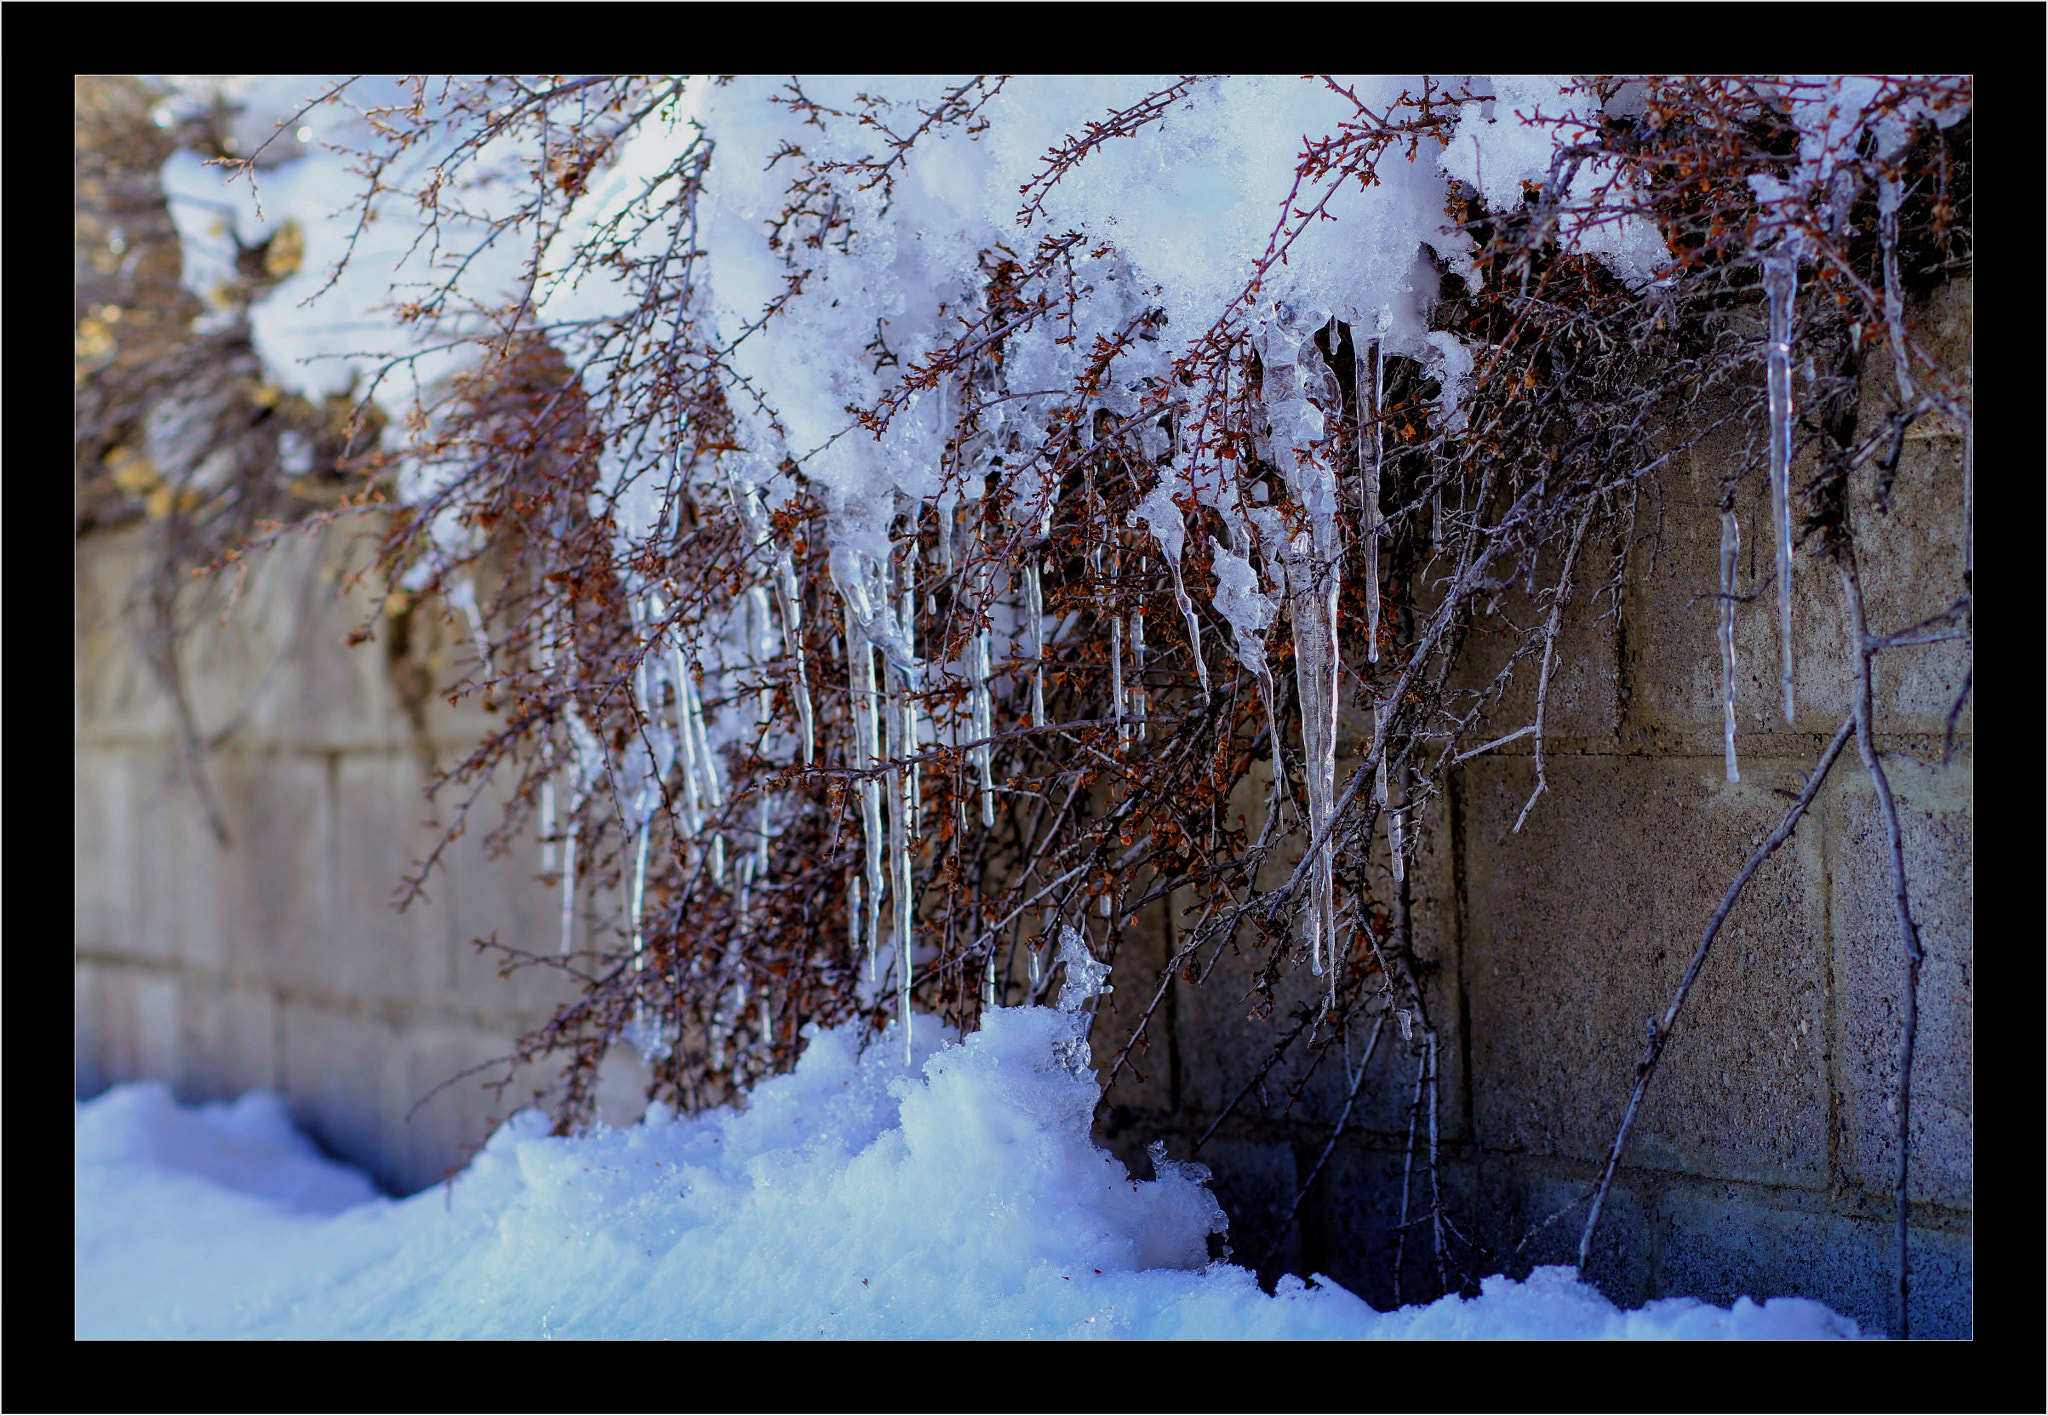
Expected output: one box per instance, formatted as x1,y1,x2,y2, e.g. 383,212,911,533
156,75,523,403
77,1006,1863,1341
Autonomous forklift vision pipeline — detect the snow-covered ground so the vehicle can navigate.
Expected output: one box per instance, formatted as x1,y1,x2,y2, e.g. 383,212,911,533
77,1002,1861,1340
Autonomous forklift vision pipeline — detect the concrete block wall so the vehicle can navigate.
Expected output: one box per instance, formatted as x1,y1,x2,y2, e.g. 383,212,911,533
75,524,651,1194
1091,279,1971,1339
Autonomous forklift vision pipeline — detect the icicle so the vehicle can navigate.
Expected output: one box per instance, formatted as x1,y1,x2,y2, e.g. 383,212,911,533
1259,311,1342,982
679,658,726,884
844,600,885,981
1361,332,1383,664
538,604,561,873
1719,508,1742,783
776,552,815,766
1052,925,1112,1078
982,944,998,1011
1024,556,1048,726
901,536,922,826
670,641,706,855
1763,249,1799,725
1093,540,1126,746
1130,558,1148,742
539,776,556,872
750,582,776,731
629,819,651,967
883,624,916,1065
1374,697,1391,826
1876,172,1917,410
848,871,863,968
971,562,996,829
449,574,495,678
1131,473,1208,697
558,813,579,955
1389,783,1406,886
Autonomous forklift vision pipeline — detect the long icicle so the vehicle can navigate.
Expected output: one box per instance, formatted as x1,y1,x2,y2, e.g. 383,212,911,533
1261,315,1341,985
1763,249,1799,724
777,551,815,765
1719,506,1742,782
971,561,996,828
1024,555,1047,726
558,807,579,955
1361,331,1382,665
681,651,726,884
844,599,885,983
1130,556,1148,742
670,637,705,853
883,543,917,1063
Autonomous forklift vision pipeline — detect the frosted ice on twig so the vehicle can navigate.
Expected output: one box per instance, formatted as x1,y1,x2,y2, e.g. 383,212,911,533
1052,925,1113,1078
1055,924,1112,1011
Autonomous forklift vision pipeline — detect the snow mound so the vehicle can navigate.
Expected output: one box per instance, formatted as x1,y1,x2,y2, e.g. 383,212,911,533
76,1008,1861,1340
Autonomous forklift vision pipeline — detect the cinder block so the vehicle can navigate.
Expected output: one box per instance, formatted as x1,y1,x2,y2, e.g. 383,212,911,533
126,749,232,971
73,531,177,743
1828,772,1971,1209
212,748,332,988
74,747,137,953
176,979,281,1101
1656,1180,1970,1340
1441,548,1626,748
436,787,588,1022
1460,752,1832,1188
76,965,108,1098
324,752,447,1006
1482,1155,1656,1310
77,963,181,1089
279,999,404,1187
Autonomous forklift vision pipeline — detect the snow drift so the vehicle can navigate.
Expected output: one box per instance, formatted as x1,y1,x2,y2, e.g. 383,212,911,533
77,1003,1860,1340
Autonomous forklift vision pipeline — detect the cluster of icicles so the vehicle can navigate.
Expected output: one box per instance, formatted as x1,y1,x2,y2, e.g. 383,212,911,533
495,251,1832,1068
476,298,1455,1070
